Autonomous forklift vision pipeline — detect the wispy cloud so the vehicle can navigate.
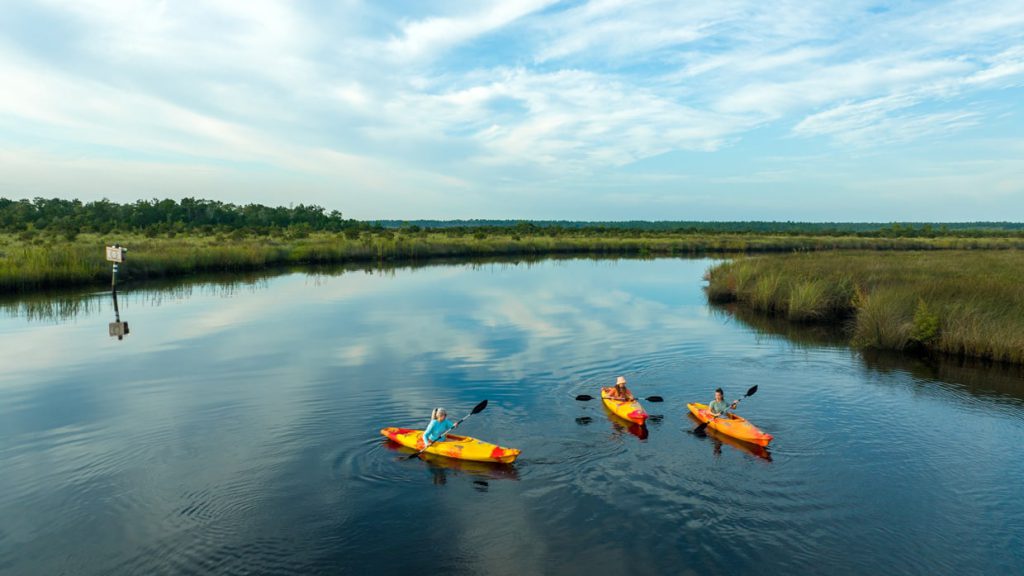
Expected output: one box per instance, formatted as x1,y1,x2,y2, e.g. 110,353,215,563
0,0,1022,218
386,0,557,60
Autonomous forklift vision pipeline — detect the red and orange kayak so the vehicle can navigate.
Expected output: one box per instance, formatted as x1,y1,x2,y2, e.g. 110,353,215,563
687,402,773,446
380,427,521,464
601,387,648,424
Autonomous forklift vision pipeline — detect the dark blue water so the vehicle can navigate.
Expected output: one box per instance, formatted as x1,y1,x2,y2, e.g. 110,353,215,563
0,258,1022,575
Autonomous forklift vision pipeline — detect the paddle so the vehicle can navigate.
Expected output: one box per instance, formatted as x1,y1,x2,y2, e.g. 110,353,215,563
693,385,758,434
575,394,664,402
405,399,488,460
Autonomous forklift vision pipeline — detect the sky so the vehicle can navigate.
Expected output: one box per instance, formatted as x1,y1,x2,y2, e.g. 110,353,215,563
1,0,1022,221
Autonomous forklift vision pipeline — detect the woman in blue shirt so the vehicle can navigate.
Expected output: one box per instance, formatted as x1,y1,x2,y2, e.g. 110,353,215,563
422,407,458,447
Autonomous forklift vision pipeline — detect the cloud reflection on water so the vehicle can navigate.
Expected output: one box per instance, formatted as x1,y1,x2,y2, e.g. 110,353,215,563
1,258,1023,575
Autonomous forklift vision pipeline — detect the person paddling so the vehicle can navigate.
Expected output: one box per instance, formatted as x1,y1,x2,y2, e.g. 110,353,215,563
606,376,635,401
422,407,458,447
709,387,737,419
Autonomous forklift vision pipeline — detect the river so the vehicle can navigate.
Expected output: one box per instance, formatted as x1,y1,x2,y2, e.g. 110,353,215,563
0,258,1021,575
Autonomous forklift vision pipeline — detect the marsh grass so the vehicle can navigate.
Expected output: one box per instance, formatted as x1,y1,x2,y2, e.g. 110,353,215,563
3,231,1024,296
706,251,1024,364
787,279,829,321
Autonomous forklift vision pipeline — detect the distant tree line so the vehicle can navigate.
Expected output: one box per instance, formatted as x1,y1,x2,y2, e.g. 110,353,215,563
2,197,1022,240
383,219,1024,237
0,197,367,239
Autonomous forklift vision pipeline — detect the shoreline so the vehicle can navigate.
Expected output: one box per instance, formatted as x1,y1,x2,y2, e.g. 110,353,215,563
705,250,1024,365
4,231,1024,296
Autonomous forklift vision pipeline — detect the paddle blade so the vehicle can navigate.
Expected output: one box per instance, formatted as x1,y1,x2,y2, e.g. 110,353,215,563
693,421,710,434
471,399,489,414
745,385,758,397
646,396,664,402
575,394,595,401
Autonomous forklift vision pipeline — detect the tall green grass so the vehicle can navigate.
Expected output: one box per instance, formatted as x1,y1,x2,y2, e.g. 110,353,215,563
706,251,1024,364
3,231,1024,295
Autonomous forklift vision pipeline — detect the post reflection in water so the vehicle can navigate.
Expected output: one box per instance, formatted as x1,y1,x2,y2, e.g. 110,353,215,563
0,257,1022,576
108,288,130,340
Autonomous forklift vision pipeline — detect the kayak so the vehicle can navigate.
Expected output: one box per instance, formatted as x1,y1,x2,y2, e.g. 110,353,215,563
381,441,521,478
601,387,648,424
687,402,774,446
686,413,772,460
380,427,521,464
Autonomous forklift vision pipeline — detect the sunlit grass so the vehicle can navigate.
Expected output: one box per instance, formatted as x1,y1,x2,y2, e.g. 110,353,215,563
706,251,1024,363
3,230,1024,298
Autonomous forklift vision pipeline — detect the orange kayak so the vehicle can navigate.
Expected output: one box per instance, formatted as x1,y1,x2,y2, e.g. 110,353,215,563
687,402,773,446
380,427,521,464
601,387,648,424
686,413,772,460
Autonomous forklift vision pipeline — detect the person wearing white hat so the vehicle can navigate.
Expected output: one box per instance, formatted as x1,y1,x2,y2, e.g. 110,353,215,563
607,375,635,401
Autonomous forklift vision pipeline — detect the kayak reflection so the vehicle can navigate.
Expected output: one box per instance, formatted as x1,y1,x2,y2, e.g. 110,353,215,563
383,441,521,482
602,406,649,440
687,414,772,461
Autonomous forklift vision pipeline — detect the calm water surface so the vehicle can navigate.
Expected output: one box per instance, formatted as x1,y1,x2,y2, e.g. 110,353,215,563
1,258,1022,575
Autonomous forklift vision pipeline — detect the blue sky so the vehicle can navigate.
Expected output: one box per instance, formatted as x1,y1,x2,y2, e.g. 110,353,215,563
1,1,1022,221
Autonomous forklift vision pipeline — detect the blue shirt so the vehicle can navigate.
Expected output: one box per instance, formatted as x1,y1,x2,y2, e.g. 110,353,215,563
423,418,456,444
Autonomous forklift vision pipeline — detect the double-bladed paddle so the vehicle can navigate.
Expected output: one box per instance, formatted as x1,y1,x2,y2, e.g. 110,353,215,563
575,394,664,402
405,399,489,460
693,385,758,434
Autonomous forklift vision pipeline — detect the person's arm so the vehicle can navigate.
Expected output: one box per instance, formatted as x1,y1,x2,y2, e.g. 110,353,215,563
423,420,439,444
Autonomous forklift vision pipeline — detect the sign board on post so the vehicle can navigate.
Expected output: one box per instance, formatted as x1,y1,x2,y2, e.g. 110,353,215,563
106,246,126,263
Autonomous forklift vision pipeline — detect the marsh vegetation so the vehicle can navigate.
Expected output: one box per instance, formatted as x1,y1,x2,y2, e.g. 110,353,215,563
5,231,1024,295
706,251,1024,364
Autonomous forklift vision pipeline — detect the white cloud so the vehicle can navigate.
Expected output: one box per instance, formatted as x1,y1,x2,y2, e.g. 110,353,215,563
1,0,1023,217
792,95,981,146
386,0,557,60
966,46,1024,86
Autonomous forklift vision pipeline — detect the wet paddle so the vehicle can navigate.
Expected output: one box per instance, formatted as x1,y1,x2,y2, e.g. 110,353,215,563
693,385,758,434
575,394,664,402
405,400,489,460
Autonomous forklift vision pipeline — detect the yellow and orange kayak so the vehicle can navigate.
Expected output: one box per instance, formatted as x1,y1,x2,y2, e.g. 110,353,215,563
686,413,772,460
687,403,773,446
380,427,521,464
601,387,648,424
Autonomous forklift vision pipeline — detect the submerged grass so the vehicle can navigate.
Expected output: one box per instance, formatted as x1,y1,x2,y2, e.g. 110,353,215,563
706,251,1024,364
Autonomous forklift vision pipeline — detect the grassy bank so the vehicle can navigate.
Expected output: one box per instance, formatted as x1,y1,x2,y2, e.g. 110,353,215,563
706,251,1024,364
3,231,1024,295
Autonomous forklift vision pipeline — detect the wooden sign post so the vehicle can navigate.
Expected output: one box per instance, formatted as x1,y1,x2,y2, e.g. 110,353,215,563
106,245,129,339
